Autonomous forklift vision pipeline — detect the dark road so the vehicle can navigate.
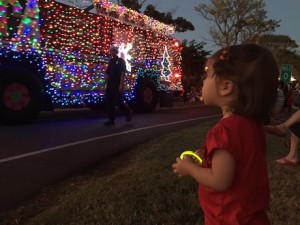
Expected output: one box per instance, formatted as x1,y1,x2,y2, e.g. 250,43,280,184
0,103,221,211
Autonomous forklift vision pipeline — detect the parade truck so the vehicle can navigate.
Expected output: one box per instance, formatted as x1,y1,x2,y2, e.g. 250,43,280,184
0,0,183,124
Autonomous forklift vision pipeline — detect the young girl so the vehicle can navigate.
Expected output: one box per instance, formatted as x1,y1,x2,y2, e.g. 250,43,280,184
172,44,279,225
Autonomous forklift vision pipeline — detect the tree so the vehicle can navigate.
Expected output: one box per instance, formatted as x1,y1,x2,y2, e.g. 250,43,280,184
116,0,147,12
113,0,195,32
144,4,194,32
181,40,211,90
173,17,195,33
257,34,300,75
195,0,280,47
257,34,298,56
116,1,195,33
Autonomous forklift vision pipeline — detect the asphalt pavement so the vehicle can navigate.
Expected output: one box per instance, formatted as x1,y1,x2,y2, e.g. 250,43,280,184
0,101,220,212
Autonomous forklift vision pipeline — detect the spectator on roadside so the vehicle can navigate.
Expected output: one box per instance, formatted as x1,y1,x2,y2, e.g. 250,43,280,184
182,85,191,103
282,82,294,115
295,81,299,92
172,44,278,225
104,45,132,126
265,109,300,136
274,80,286,120
188,86,196,102
264,110,300,166
293,81,300,107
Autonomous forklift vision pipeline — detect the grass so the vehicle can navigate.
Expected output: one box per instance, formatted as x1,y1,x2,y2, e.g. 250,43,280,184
0,119,300,225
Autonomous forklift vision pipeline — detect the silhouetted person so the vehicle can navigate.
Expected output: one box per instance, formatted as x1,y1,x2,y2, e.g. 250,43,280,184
104,45,131,125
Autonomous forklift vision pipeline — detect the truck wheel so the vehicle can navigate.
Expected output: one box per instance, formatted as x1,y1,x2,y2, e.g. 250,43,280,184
131,78,158,112
0,67,43,124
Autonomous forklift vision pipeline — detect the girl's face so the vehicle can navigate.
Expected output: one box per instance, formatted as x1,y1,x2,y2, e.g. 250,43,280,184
201,58,220,106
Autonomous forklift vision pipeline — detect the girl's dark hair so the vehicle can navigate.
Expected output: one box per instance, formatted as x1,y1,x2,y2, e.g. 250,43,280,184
211,44,279,124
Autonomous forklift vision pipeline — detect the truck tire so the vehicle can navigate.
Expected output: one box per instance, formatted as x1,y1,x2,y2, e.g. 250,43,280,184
131,78,158,112
0,66,43,124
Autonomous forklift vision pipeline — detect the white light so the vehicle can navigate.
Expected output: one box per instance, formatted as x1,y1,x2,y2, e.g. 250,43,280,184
118,43,132,72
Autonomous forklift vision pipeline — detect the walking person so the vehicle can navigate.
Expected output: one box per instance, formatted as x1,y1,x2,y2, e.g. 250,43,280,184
104,45,131,125
172,44,279,225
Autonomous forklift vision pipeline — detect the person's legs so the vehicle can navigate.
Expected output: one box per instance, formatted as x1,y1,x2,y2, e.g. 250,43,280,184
265,109,300,136
104,88,116,124
276,122,300,166
278,109,300,132
276,133,298,166
115,92,131,122
287,132,298,161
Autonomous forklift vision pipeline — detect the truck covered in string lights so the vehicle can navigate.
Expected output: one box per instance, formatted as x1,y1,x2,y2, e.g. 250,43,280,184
0,0,182,124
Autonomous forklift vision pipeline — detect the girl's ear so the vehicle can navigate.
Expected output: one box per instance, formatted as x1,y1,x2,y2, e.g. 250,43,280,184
219,79,235,96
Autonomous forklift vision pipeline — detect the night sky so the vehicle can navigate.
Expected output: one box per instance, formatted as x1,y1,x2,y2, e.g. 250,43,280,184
111,0,300,53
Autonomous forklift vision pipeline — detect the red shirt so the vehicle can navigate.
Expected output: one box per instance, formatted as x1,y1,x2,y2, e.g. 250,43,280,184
198,115,270,225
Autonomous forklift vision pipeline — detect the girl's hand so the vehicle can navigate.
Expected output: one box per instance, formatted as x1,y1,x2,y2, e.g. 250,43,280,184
172,156,194,177
195,149,204,158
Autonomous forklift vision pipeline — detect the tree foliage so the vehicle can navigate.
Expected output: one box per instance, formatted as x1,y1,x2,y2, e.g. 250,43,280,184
116,1,194,32
173,17,195,33
116,0,147,12
181,40,211,89
258,35,298,51
195,0,280,47
257,34,300,74
144,5,194,32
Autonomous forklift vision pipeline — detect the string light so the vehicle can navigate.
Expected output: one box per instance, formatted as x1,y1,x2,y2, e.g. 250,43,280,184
0,0,182,107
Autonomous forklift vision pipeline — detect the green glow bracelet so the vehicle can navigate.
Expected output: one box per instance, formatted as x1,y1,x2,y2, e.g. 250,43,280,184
180,150,203,165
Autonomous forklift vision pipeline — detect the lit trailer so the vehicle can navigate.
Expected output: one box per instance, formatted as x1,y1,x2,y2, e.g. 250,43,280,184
0,0,182,124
